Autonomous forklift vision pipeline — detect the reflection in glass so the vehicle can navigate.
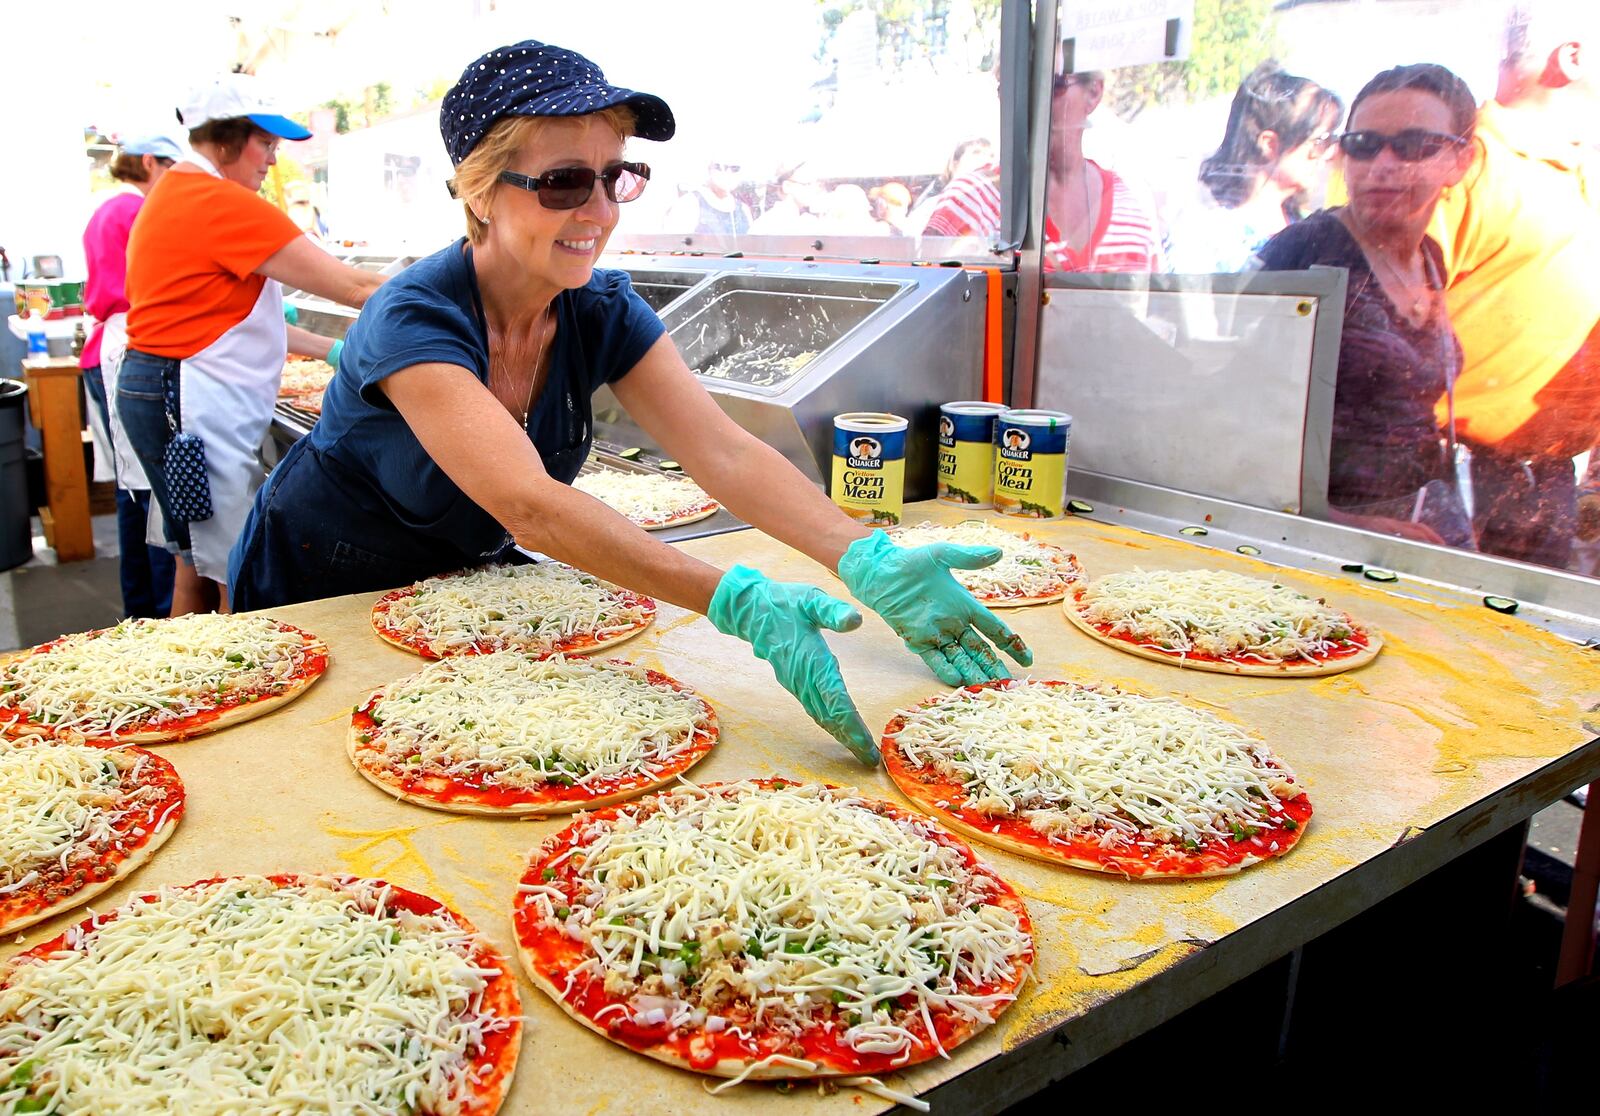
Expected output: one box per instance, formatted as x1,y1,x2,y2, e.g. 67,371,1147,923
1042,69,1163,272
1167,62,1341,273
1258,64,1477,548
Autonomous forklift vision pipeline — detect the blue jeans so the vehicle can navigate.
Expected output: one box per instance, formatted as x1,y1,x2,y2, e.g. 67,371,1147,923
84,364,176,617
114,349,191,553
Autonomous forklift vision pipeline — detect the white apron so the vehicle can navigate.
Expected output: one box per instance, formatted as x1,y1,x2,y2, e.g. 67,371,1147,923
144,152,287,584
97,312,153,491
83,322,116,485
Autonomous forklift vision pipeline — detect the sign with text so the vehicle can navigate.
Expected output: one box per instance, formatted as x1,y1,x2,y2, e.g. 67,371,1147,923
1059,0,1193,73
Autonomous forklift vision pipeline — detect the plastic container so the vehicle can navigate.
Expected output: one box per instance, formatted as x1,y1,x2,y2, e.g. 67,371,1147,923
0,378,33,570
24,312,47,357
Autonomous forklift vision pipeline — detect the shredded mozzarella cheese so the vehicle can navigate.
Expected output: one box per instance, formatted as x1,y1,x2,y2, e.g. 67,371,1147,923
573,469,716,526
892,521,1081,601
0,615,319,738
889,681,1302,849
523,782,1030,1061
0,743,163,890
1076,568,1364,663
0,876,515,1115
364,653,711,791
381,563,652,658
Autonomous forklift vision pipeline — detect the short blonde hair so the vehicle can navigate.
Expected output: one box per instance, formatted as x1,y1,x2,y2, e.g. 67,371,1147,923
449,107,637,244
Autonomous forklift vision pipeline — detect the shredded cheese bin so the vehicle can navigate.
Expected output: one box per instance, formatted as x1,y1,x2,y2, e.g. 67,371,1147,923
993,409,1072,519
831,412,908,527
937,401,1008,508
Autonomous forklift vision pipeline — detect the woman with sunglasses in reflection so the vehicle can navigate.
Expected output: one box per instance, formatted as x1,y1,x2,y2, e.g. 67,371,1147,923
1257,63,1478,547
1168,62,1342,274
230,41,1031,766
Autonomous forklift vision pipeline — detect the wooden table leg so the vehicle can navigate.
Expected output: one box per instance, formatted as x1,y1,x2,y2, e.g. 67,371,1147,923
21,357,94,562
1556,780,1599,985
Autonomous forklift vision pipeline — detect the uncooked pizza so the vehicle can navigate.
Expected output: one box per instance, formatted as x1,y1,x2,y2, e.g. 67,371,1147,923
891,520,1083,607
349,652,718,815
572,468,720,530
287,387,325,415
514,779,1033,1082
0,874,522,1114
0,614,329,743
371,563,656,660
882,678,1311,877
0,739,184,934
1064,568,1381,675
278,356,334,400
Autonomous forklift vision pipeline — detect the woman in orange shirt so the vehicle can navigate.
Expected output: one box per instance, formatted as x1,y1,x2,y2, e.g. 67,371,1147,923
119,74,384,614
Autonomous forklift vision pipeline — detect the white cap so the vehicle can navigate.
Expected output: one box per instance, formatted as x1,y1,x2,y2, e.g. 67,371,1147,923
178,73,311,141
121,132,186,159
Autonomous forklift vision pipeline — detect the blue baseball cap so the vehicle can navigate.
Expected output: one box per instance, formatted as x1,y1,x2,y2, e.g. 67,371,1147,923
121,132,186,159
178,74,312,141
441,40,675,166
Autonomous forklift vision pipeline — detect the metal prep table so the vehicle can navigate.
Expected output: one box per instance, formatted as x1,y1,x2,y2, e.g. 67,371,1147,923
4,499,1595,1114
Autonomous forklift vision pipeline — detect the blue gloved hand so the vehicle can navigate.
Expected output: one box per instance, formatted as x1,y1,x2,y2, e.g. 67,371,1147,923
838,530,1032,686
708,565,878,765
327,338,344,369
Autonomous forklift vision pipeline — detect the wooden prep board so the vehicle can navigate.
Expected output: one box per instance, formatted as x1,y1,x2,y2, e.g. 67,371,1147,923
6,500,1600,1113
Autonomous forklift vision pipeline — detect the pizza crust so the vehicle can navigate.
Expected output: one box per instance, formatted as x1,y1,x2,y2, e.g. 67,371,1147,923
882,740,1307,877
1062,601,1383,676
1,626,329,745
345,711,717,817
513,781,1033,1080
1,810,182,935
638,502,720,531
371,611,654,660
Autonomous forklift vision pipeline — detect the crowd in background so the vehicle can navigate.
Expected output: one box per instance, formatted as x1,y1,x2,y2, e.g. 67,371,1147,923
660,4,1600,578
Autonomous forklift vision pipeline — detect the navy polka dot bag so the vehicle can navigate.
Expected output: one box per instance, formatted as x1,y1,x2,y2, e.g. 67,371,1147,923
162,373,214,524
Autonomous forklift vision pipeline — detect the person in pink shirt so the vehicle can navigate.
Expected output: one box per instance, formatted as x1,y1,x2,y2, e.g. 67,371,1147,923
81,132,179,618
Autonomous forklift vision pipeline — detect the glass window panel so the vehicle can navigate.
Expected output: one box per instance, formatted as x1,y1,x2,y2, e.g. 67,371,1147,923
1042,0,1599,579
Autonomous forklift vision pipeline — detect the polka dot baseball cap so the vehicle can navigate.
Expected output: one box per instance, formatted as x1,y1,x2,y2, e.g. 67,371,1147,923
441,40,675,165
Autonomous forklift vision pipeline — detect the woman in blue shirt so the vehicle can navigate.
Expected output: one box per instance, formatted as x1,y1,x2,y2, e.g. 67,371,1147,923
230,40,1029,765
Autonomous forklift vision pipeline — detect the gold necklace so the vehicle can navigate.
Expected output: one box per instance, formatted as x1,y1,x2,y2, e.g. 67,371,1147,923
495,306,553,428
1366,245,1432,320
1346,214,1432,321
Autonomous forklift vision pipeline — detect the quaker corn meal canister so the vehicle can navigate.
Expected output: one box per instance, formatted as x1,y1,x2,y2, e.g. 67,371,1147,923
831,412,908,527
937,401,1008,507
993,409,1071,519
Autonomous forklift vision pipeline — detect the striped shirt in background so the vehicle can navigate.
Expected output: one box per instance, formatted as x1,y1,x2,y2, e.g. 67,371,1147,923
1043,162,1162,272
920,164,1003,239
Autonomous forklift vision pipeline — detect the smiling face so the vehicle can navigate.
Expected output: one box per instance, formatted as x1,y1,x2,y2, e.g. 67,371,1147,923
1341,89,1472,235
488,115,626,291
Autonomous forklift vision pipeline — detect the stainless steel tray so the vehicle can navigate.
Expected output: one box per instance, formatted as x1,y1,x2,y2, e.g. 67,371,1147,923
580,445,748,543
664,273,911,395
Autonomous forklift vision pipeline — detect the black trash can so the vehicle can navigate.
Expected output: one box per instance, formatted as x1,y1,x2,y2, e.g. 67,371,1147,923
0,378,32,571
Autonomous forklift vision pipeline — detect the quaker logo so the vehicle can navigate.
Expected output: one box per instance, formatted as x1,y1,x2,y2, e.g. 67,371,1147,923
999,427,1032,461
847,435,883,469
938,415,955,445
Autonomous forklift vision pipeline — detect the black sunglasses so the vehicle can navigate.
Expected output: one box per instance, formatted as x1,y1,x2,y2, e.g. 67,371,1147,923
496,162,650,210
1337,130,1466,162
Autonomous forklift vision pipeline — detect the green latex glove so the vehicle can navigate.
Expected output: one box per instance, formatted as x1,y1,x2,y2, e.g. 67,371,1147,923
838,530,1032,686
327,338,344,369
283,303,300,326
708,565,878,765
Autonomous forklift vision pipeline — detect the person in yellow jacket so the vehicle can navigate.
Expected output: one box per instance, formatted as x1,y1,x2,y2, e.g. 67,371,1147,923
1428,2,1600,568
